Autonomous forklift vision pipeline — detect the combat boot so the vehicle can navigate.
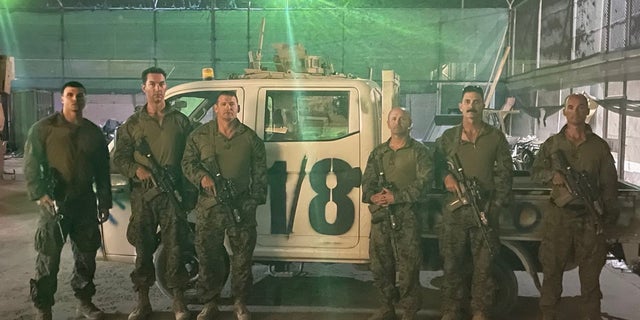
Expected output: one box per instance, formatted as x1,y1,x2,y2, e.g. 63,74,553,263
440,312,460,320
233,299,251,320
471,312,488,320
128,287,152,320
197,300,219,320
540,308,558,320
76,299,104,319
35,307,52,320
583,302,602,320
400,309,418,320
172,289,190,320
368,303,397,320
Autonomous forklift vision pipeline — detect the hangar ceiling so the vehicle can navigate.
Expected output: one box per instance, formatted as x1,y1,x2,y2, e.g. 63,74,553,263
5,0,522,10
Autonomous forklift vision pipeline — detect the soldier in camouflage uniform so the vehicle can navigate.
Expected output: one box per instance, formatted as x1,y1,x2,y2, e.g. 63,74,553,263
24,81,112,320
361,107,432,320
531,93,619,320
113,67,193,320
434,86,512,320
181,91,267,320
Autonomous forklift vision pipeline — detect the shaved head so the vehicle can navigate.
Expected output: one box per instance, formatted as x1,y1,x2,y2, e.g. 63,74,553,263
563,93,588,109
388,107,411,121
387,107,412,136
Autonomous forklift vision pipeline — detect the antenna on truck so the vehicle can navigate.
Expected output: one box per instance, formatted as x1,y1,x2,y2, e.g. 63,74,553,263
248,17,266,71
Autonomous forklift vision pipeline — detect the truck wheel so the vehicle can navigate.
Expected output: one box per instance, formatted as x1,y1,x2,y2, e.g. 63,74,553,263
490,258,518,317
154,243,230,304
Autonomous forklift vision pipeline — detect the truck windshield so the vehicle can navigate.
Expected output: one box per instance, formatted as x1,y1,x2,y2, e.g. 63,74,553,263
264,90,350,142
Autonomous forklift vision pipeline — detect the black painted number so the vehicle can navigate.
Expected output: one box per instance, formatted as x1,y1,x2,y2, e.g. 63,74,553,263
267,161,288,234
267,158,361,236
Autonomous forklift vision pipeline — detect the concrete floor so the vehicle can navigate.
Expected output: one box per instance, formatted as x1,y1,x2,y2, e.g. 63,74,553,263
2,156,640,320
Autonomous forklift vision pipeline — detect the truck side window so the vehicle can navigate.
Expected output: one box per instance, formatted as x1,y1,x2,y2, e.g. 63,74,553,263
167,94,216,124
264,90,349,142
168,90,244,125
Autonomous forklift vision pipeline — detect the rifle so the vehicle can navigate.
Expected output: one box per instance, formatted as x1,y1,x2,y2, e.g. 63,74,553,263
368,160,399,259
202,157,242,225
447,153,495,257
551,150,605,235
42,167,66,244
136,138,185,210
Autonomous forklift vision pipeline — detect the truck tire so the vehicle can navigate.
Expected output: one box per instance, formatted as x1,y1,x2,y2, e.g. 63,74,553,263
154,243,230,304
490,257,518,317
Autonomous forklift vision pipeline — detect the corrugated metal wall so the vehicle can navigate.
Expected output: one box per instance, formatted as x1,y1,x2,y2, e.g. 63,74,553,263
10,90,53,152
0,8,508,93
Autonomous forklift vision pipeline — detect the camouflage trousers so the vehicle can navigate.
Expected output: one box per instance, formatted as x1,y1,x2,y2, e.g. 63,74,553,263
127,188,190,291
369,207,422,313
539,207,607,319
30,195,101,309
439,206,500,318
195,203,257,303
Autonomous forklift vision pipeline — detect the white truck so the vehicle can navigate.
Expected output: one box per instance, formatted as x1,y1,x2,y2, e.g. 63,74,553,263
104,61,640,316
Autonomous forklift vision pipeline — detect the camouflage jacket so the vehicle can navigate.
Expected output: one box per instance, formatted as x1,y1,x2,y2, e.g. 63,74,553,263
362,137,432,206
181,119,267,210
24,112,112,210
113,104,193,179
434,122,513,207
531,124,619,220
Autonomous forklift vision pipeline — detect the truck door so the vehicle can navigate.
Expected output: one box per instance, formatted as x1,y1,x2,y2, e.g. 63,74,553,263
255,88,363,253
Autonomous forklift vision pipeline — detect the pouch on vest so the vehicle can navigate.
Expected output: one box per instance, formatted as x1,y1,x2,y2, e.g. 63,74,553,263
446,196,468,211
369,204,389,224
551,186,576,207
196,193,219,211
142,188,162,202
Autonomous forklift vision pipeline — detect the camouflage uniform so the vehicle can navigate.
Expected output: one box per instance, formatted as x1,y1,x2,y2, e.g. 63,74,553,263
24,112,112,309
361,138,432,317
112,104,193,291
531,124,618,320
434,122,512,318
181,118,267,304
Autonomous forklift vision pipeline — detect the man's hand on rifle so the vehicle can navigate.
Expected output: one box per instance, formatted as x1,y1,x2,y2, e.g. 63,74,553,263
97,208,110,224
444,174,464,200
370,189,395,206
135,166,152,181
551,171,567,187
200,175,217,197
37,194,56,216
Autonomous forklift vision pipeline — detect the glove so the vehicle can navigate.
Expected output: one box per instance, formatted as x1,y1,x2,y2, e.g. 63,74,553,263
97,209,110,224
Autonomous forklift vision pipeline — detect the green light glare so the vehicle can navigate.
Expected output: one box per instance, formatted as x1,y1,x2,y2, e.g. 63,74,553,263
284,2,297,65
0,8,19,56
0,0,21,9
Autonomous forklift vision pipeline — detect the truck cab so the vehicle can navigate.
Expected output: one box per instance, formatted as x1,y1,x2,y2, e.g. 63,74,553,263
168,72,387,264
105,67,398,299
